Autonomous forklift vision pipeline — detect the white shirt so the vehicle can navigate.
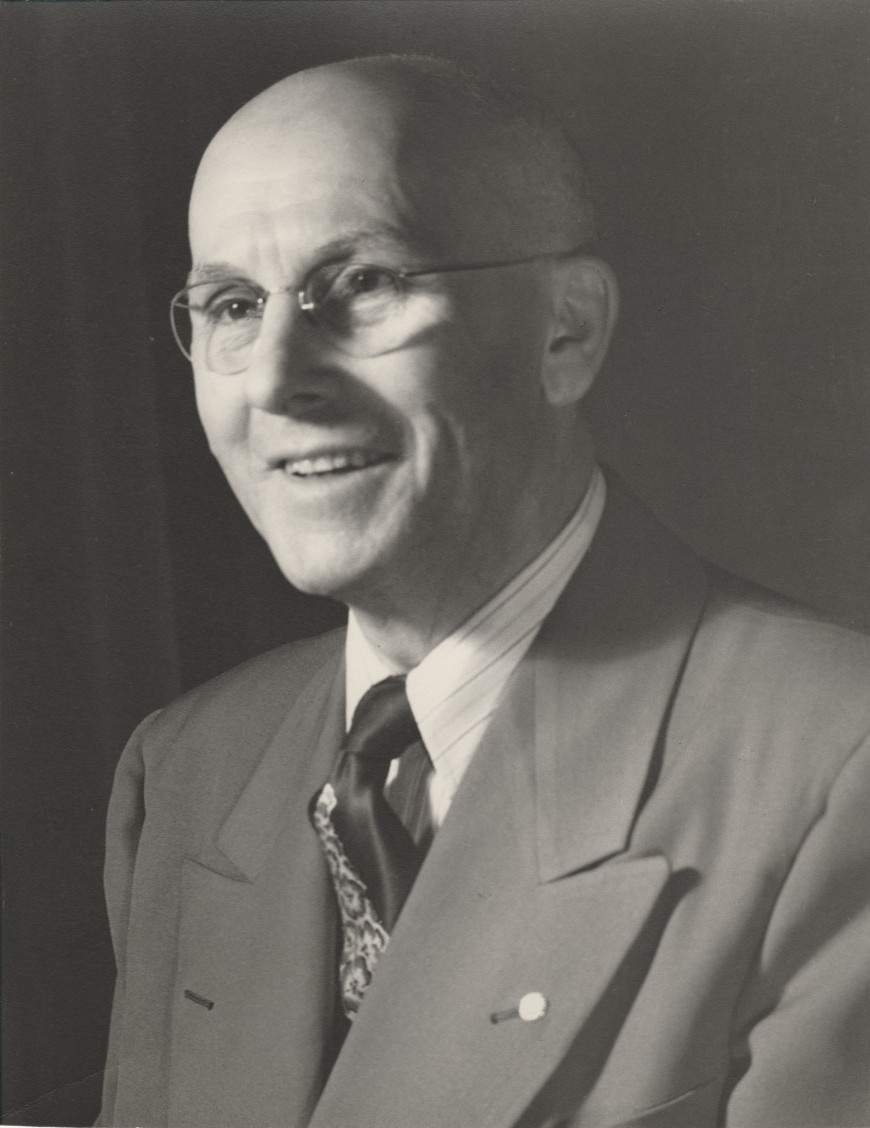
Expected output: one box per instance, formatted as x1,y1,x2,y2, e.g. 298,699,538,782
344,465,606,844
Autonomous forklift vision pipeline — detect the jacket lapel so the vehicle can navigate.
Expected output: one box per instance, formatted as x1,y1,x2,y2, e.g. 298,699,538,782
311,479,709,1128
531,474,708,880
167,643,346,1128
214,643,345,882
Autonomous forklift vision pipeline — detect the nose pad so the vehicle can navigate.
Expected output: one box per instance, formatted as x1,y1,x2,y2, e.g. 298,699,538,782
241,291,322,414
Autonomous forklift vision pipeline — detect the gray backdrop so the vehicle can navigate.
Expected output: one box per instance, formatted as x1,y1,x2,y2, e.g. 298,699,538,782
2,2,869,1124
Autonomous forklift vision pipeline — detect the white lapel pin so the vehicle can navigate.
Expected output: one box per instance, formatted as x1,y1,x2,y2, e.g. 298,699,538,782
490,991,548,1024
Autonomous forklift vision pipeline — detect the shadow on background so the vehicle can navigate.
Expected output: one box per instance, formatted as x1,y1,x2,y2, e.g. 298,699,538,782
2,2,868,1123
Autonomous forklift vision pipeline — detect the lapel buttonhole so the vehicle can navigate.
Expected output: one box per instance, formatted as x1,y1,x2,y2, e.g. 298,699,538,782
183,989,215,1010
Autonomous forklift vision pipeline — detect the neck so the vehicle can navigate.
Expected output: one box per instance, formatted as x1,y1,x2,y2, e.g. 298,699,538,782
349,458,595,672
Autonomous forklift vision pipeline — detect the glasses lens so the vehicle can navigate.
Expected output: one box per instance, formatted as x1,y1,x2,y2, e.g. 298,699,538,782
171,265,435,369
171,282,265,374
306,263,409,357
170,293,194,360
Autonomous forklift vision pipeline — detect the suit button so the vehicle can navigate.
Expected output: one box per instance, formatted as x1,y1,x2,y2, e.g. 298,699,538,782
518,992,548,1021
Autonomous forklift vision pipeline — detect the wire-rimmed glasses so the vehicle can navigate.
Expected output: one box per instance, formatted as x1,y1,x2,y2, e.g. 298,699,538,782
169,248,588,375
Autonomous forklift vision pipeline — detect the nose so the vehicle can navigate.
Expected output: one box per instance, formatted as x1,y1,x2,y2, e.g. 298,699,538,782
241,290,329,415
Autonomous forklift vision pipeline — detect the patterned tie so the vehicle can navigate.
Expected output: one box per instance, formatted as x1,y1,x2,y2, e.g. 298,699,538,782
311,675,426,1019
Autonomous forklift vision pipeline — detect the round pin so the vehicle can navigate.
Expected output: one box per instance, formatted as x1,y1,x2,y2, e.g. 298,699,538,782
518,992,548,1022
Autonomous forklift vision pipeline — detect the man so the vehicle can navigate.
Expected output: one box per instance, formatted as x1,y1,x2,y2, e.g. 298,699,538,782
99,55,870,1128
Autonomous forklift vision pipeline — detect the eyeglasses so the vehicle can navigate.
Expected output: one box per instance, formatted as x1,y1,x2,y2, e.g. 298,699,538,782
169,247,587,375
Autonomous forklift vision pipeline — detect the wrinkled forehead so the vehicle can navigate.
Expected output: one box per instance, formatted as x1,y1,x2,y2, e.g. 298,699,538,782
188,70,509,272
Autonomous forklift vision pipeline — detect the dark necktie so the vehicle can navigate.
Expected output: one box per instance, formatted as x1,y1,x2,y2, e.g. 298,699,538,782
310,675,427,1019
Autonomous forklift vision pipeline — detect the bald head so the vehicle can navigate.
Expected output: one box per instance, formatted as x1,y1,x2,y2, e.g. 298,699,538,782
192,54,597,261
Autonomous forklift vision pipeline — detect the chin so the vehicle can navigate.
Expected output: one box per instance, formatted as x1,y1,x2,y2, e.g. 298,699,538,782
256,503,415,607
266,539,377,603
272,559,353,600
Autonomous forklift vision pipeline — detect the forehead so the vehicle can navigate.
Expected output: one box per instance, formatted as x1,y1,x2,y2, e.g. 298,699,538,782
189,81,446,278
187,71,520,279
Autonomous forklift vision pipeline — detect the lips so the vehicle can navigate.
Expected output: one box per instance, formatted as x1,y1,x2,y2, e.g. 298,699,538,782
279,449,395,478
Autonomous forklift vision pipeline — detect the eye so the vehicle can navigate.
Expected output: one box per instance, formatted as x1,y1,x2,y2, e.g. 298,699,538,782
338,266,398,298
189,283,265,325
316,264,402,306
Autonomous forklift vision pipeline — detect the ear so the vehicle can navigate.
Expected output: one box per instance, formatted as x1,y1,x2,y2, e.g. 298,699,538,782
540,255,619,407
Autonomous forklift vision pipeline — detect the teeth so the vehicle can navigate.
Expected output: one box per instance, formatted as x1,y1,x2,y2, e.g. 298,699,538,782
285,450,385,477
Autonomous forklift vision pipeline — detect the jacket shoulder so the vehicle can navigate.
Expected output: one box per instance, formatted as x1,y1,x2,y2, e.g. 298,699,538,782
135,626,345,774
671,566,870,794
701,566,870,693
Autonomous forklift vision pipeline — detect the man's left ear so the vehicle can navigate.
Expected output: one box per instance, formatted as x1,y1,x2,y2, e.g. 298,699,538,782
541,255,619,406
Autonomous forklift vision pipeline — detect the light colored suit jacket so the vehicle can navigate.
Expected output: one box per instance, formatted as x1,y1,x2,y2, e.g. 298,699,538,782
99,481,870,1128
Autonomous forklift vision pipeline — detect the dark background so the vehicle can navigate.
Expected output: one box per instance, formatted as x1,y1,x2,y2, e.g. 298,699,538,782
2,1,869,1124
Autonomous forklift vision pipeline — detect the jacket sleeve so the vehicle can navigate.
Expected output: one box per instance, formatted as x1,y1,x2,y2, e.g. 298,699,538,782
722,733,870,1127
95,712,158,1128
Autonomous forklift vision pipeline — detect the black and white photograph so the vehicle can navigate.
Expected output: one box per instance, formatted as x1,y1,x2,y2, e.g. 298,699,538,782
3,2,870,1126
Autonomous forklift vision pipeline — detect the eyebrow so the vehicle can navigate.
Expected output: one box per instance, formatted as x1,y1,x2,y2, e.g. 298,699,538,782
186,262,245,286
186,226,424,287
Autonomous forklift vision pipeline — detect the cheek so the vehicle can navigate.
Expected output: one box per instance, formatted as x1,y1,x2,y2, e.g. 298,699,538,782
405,392,515,530
432,340,544,467
193,374,246,453
391,325,545,506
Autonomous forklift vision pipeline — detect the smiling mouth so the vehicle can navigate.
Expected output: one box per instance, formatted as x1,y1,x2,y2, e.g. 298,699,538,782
280,450,395,478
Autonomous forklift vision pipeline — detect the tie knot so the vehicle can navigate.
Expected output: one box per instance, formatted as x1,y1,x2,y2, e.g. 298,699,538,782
344,675,419,765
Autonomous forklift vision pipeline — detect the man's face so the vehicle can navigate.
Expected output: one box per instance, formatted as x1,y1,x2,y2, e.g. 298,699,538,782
188,75,563,613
